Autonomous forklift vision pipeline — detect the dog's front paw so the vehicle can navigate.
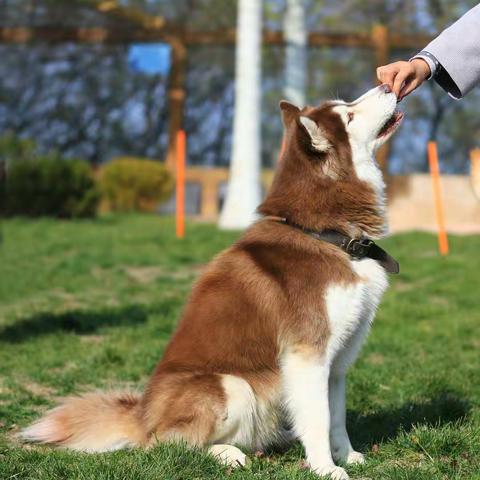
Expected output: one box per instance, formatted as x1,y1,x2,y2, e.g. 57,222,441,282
346,451,365,464
313,465,349,480
331,441,365,465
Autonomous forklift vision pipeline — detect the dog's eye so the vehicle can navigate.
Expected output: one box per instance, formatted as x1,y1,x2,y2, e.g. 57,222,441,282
347,112,354,124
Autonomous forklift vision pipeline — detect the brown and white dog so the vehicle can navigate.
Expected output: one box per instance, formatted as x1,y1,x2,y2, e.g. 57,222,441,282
22,85,403,480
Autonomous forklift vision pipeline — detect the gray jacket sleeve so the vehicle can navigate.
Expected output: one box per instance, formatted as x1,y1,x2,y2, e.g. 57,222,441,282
420,4,480,99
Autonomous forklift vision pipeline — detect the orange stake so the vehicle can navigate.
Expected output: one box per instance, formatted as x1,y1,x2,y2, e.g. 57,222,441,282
427,141,449,255
176,130,186,239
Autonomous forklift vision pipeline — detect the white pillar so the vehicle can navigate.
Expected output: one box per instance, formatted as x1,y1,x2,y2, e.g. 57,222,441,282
219,0,263,230
284,0,307,106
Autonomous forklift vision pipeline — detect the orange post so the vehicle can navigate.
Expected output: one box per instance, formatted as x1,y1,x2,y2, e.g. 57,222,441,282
427,141,449,255
176,130,186,239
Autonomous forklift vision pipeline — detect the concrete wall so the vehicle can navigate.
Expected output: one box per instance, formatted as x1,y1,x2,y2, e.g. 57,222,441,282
388,174,480,234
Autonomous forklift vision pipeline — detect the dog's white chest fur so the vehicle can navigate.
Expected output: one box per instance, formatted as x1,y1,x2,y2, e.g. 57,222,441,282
325,258,388,369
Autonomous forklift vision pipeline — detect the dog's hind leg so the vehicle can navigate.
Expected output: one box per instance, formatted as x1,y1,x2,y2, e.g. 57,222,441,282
144,372,227,448
207,374,263,468
144,372,256,467
210,374,257,446
208,444,248,467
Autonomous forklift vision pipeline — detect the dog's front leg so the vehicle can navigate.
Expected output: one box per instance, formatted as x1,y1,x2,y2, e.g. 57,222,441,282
282,350,349,480
329,372,365,465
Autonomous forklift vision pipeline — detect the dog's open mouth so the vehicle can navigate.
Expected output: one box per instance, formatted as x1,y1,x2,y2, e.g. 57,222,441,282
377,111,404,138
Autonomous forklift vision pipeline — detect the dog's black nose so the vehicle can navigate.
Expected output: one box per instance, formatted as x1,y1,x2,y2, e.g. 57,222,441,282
380,84,392,94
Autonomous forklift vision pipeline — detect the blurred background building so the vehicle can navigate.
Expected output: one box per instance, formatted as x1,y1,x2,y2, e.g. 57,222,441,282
0,0,479,231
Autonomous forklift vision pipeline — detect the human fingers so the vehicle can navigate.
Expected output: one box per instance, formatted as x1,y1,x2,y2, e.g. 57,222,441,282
392,66,414,98
398,78,421,101
376,64,399,89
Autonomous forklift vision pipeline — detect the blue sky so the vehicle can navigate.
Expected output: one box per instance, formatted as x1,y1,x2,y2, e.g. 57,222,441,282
128,43,171,75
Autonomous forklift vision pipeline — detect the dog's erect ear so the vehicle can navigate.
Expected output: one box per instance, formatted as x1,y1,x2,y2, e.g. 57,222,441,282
299,116,331,152
279,100,300,125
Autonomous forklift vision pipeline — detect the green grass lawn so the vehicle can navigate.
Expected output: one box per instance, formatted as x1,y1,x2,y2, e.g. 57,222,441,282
0,215,479,480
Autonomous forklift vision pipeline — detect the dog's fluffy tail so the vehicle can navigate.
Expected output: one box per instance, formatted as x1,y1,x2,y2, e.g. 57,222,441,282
20,391,146,452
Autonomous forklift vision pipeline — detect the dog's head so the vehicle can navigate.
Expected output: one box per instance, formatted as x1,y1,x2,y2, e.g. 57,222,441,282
279,84,403,184
259,85,403,238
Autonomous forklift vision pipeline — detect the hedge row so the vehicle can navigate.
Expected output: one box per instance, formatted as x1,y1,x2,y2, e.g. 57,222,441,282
100,157,173,213
1,143,173,219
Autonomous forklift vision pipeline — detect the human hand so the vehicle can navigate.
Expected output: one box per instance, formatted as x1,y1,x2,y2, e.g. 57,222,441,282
376,59,431,101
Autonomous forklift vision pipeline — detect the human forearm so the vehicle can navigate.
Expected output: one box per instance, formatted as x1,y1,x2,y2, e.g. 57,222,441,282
419,4,480,99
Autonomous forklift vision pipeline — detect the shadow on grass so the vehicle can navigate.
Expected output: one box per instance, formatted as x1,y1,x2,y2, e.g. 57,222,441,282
0,304,149,343
348,391,470,449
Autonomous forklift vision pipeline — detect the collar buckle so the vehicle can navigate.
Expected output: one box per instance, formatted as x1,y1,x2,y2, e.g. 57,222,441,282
345,238,373,259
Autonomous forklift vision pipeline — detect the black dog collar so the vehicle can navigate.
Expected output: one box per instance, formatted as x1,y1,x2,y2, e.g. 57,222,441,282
272,218,399,274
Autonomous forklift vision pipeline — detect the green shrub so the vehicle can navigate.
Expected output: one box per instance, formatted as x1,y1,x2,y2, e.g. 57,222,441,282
100,157,173,212
4,155,100,218
0,132,36,163
0,133,38,214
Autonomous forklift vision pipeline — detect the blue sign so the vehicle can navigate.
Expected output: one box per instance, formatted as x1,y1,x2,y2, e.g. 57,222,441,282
128,43,171,75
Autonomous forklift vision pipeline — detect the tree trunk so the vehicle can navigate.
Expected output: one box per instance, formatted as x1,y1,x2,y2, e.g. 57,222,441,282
284,0,307,107
165,38,187,171
219,0,262,230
